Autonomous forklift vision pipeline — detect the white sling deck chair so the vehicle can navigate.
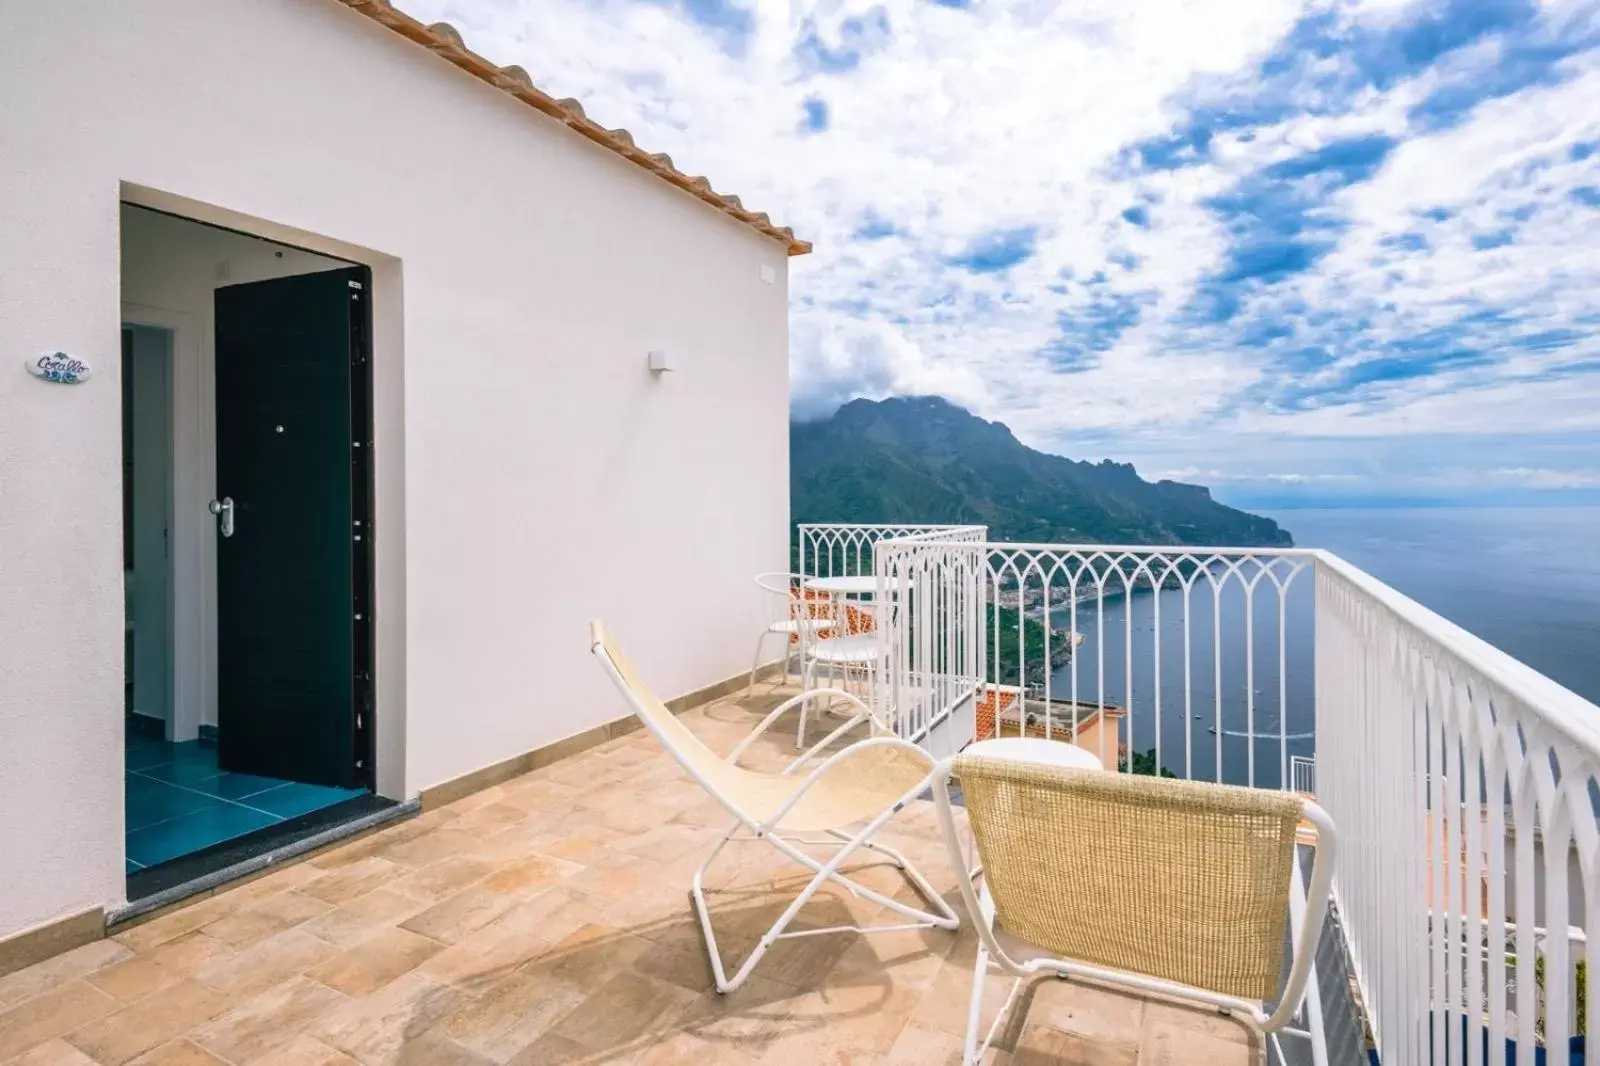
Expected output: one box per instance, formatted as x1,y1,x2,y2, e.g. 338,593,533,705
932,755,1337,1065
589,620,960,993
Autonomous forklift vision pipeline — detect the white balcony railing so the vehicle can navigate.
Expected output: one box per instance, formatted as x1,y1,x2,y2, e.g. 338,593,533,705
797,522,987,579
796,523,989,753
825,524,1600,1066
1316,552,1600,1065
969,544,1315,787
1292,754,1317,796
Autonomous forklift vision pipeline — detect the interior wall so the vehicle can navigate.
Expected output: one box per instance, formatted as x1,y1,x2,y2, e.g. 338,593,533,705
120,206,349,740
124,325,174,736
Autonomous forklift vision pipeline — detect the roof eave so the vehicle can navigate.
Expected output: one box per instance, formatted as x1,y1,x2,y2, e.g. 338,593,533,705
336,0,811,256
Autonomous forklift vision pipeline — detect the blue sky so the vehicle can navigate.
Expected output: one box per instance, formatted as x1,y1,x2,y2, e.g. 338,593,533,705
409,0,1600,504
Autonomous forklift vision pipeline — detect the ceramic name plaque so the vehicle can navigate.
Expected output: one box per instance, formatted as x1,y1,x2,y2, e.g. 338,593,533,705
27,352,92,384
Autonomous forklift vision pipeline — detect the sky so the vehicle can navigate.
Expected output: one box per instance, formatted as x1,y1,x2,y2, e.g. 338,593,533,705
402,0,1600,506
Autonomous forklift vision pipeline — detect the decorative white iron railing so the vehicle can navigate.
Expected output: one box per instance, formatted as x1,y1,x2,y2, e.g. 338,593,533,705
797,523,985,579
971,543,1317,788
873,529,987,755
1292,754,1317,796
1315,551,1600,1066
819,522,1600,1065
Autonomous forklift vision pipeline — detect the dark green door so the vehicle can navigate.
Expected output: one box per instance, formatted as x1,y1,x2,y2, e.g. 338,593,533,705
214,267,368,789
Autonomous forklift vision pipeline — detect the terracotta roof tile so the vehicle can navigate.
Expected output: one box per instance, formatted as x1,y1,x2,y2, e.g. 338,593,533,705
335,0,811,255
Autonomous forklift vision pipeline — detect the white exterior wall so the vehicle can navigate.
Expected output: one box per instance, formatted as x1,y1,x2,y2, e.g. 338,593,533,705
0,0,791,939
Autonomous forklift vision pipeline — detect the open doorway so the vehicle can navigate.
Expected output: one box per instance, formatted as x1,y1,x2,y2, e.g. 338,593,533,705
121,204,381,895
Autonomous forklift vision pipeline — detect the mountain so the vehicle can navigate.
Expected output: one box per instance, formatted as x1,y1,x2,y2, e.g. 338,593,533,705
791,396,1293,547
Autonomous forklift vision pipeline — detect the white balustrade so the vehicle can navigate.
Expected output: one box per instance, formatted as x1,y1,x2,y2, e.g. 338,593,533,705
1315,551,1600,1066
872,539,1317,785
874,529,987,756
807,521,1600,1065
1292,754,1317,796
797,523,986,579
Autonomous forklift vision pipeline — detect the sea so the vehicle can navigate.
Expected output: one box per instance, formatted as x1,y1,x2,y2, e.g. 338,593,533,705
1043,506,1600,787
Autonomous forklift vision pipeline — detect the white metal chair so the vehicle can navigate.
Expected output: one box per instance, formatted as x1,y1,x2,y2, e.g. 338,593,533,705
590,620,960,993
749,572,833,692
932,754,1336,1065
800,596,891,749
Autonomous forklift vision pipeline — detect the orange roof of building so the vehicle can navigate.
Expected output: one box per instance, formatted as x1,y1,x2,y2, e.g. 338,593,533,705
336,0,811,256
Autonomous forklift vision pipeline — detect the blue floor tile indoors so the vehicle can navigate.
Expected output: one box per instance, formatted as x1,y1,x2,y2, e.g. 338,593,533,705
124,734,366,871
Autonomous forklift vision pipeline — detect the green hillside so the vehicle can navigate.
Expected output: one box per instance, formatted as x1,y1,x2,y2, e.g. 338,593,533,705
791,396,1293,547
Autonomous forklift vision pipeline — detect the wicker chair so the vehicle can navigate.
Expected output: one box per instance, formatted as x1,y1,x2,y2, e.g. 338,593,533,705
932,755,1336,1064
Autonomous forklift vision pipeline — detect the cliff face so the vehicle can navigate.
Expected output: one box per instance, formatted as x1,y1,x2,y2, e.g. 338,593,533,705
791,396,1294,548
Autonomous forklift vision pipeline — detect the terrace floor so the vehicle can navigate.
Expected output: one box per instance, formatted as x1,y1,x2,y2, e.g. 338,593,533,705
0,686,1262,1065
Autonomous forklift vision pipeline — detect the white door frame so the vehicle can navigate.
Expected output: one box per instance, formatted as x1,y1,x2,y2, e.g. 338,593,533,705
120,183,408,802
121,301,209,743
123,323,175,739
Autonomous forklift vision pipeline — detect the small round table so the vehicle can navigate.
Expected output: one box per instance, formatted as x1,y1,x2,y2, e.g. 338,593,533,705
797,576,903,725
802,575,904,650
803,575,904,596
961,736,1104,771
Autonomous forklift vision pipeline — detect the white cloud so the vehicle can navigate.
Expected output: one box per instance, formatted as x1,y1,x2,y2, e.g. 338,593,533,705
1152,467,1363,484
400,0,1600,493
1484,467,1600,488
789,315,992,418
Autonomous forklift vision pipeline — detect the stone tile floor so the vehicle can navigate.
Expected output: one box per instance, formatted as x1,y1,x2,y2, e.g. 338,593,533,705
0,687,1262,1065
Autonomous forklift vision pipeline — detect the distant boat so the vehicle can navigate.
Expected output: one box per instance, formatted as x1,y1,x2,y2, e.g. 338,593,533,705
1207,727,1315,740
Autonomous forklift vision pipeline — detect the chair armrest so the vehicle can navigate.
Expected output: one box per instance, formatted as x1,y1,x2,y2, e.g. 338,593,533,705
1260,800,1338,1033
727,688,878,767
756,735,939,833
782,710,875,775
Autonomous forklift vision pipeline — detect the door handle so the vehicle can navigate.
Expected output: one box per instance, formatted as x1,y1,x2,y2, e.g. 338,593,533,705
209,497,235,538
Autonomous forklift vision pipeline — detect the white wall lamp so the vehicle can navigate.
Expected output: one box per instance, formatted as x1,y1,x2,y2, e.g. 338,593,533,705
648,349,675,374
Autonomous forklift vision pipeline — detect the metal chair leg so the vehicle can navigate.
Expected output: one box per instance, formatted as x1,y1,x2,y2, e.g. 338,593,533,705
690,816,961,995
748,629,772,694
963,939,989,1066
796,659,814,750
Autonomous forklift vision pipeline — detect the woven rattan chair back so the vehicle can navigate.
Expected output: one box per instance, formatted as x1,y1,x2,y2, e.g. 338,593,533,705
953,755,1303,1000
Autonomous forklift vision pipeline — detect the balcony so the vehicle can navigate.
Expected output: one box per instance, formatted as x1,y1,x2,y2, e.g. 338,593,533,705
0,684,1254,1065
0,524,1594,1065
806,523,1600,1065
